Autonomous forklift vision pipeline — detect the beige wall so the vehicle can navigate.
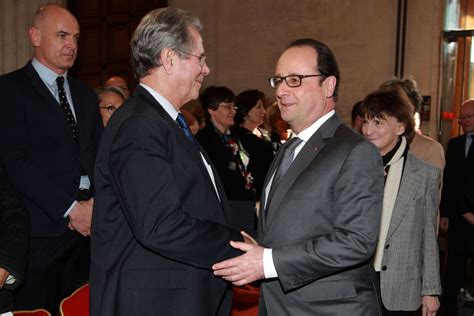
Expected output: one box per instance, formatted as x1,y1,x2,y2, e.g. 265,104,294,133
0,0,65,75
0,0,445,133
170,0,444,133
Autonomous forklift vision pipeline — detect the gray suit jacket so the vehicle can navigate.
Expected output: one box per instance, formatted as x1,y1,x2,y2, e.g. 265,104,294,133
379,153,442,311
258,114,384,315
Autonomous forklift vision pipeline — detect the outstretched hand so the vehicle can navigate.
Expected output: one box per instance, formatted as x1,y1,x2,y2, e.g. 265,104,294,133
212,237,265,286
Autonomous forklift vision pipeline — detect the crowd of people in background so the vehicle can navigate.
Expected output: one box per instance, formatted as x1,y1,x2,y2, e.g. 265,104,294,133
1,3,474,316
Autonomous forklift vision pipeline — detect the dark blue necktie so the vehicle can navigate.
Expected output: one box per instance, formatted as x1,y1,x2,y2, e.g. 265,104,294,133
176,113,196,144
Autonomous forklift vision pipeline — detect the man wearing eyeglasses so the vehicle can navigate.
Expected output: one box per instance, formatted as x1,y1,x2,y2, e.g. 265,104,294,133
441,99,474,315
90,7,245,316
213,39,384,315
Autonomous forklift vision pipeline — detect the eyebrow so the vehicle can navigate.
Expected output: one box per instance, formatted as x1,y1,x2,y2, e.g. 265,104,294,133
57,30,80,38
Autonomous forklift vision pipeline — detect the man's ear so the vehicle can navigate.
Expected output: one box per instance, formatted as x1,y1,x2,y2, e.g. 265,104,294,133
323,76,337,99
29,27,41,47
160,48,175,73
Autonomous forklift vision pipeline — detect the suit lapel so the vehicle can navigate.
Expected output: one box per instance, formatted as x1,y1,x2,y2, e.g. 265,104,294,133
386,156,421,239
24,62,78,140
136,86,224,206
262,114,340,232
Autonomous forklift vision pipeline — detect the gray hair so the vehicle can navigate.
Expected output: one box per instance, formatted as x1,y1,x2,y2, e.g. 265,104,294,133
131,7,202,79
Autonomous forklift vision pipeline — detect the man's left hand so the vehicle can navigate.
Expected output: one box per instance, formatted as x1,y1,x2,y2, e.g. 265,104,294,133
212,241,264,286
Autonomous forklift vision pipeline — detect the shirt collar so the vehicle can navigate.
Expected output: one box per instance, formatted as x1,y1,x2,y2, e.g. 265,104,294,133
294,110,335,142
139,83,179,120
31,58,68,87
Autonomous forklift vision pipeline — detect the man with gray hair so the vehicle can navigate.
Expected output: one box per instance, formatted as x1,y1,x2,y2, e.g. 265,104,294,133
90,7,244,315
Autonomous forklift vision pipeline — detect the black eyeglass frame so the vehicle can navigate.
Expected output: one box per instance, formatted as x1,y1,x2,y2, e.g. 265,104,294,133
268,74,323,89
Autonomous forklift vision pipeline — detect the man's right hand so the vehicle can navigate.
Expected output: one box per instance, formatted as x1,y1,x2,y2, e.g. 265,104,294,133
68,198,94,236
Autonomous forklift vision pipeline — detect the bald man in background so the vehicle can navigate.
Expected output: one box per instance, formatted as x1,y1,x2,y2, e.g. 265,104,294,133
441,99,474,314
0,4,102,312
105,75,130,97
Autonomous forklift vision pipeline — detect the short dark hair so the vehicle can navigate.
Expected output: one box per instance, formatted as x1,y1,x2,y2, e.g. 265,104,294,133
234,89,266,125
199,86,235,122
379,78,422,113
360,89,415,141
288,38,340,101
351,101,363,125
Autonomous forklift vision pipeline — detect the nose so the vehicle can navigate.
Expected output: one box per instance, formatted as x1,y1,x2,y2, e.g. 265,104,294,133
201,62,210,76
275,83,289,99
66,36,78,51
363,123,374,136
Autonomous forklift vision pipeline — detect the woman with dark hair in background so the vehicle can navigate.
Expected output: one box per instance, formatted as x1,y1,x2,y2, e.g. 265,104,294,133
232,90,274,201
196,86,256,213
360,89,441,315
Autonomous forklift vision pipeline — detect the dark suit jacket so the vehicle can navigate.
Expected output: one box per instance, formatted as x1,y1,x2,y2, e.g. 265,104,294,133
258,114,384,315
441,134,474,252
90,86,242,316
0,163,29,313
0,61,103,237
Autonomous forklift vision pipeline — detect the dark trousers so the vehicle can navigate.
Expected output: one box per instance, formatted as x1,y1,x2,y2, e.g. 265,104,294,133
14,229,90,313
443,230,473,311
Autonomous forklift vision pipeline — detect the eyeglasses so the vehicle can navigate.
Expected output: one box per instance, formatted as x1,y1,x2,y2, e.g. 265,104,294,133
100,105,118,115
219,104,238,111
458,114,474,121
175,49,207,66
268,74,323,89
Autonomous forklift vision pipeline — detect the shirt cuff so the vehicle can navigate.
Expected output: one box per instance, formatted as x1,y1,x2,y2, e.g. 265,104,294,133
263,248,278,278
64,200,78,218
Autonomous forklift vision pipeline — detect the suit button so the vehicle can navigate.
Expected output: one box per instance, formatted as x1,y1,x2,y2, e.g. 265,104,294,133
381,265,387,271
384,244,390,249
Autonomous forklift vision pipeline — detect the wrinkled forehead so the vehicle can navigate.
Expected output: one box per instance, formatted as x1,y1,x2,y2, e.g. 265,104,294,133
276,46,317,75
188,27,203,52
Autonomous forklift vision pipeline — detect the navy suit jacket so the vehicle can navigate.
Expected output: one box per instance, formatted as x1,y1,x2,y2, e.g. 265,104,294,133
90,85,242,316
0,61,103,237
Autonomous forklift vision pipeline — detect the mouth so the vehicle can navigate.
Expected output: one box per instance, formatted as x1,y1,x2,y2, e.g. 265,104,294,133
279,100,294,108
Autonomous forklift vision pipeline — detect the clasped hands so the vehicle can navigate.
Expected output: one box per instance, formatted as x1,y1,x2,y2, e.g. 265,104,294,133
212,231,265,286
